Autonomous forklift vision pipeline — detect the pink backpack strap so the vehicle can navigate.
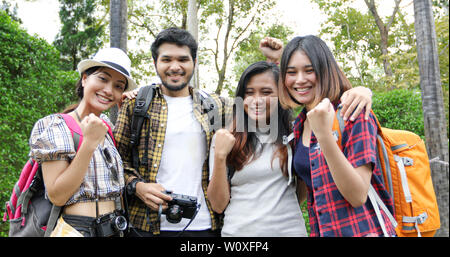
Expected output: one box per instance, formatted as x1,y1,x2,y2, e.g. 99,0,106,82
102,120,116,146
58,113,116,149
59,113,83,151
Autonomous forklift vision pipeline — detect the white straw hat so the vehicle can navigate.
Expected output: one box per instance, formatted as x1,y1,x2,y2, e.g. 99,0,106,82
77,47,137,92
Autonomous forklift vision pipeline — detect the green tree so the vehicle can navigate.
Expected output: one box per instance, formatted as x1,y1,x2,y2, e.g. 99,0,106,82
312,0,419,91
435,10,449,137
125,0,279,95
201,0,277,95
313,0,448,135
364,0,401,78
0,0,21,23
0,11,78,236
53,0,106,71
231,23,293,95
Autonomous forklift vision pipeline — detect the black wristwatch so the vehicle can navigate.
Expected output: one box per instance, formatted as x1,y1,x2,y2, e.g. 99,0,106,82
126,177,143,196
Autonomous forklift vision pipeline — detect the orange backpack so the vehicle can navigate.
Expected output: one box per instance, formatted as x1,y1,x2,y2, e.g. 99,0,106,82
333,107,440,237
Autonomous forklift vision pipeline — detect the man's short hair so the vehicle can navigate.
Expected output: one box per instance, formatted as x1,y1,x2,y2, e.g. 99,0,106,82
151,27,198,62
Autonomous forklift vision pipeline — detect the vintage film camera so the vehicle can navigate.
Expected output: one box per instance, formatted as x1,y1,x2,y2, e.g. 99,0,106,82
92,209,128,237
162,190,199,224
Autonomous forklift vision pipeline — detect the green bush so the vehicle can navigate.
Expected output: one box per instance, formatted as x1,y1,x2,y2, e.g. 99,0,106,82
372,89,425,138
293,89,426,141
0,11,78,236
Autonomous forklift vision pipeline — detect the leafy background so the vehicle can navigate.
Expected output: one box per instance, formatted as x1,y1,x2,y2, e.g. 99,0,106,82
1,0,448,237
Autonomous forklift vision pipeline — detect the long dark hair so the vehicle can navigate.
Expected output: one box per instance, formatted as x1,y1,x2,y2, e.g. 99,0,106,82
227,61,293,176
278,35,352,109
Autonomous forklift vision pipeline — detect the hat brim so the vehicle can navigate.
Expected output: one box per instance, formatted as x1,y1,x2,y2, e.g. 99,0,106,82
77,60,137,92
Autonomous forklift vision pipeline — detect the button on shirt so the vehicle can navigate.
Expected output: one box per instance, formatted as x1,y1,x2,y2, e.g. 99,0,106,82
292,106,396,237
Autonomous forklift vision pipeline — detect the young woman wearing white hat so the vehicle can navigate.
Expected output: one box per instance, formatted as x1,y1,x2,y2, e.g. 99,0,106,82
28,47,137,237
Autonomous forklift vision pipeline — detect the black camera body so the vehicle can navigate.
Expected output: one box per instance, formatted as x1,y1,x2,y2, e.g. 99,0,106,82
92,210,128,237
162,190,198,224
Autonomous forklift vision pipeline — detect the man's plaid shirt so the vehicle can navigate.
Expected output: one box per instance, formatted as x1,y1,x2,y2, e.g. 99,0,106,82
113,84,233,234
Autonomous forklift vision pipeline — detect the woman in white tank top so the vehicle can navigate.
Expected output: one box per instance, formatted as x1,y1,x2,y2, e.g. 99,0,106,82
207,55,373,236
208,61,308,236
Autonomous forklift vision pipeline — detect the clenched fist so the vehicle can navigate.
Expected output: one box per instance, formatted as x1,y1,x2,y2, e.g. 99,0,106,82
214,129,236,159
306,98,335,140
80,113,109,148
259,37,283,64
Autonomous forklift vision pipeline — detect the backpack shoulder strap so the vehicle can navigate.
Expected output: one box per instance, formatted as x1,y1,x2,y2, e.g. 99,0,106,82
59,113,82,151
282,133,295,186
59,113,115,148
43,113,84,237
43,205,62,237
102,119,116,147
198,89,221,132
130,84,156,169
333,106,346,149
332,106,397,235
200,91,233,182
333,106,384,149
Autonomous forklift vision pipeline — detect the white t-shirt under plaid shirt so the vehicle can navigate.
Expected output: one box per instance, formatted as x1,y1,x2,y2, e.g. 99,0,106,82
29,114,125,205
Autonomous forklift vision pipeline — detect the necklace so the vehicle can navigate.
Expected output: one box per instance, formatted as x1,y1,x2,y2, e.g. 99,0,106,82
74,109,82,122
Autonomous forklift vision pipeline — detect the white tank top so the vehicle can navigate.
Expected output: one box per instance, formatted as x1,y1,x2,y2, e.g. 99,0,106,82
209,132,308,236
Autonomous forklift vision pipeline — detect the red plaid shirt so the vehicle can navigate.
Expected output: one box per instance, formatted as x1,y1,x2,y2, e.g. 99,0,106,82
292,105,396,237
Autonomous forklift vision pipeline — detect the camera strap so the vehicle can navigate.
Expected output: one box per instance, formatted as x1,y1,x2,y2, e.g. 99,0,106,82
175,203,201,237
94,146,124,217
153,202,201,237
157,204,164,221
92,156,100,219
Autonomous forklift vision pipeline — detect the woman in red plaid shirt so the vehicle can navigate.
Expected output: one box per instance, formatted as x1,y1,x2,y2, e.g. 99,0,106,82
278,35,396,237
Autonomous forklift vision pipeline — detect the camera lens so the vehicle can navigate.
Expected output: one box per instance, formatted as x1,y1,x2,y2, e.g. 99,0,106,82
114,216,128,231
167,205,183,223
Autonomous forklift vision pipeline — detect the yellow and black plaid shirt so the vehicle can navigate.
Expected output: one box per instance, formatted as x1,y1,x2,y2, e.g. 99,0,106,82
113,84,233,234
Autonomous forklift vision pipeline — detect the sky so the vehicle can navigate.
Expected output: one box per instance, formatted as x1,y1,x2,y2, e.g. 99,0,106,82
13,0,414,43
14,0,61,42
13,0,327,43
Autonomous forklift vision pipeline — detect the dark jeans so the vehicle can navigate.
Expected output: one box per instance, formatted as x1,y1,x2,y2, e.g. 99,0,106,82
127,227,220,237
62,214,97,237
62,214,124,237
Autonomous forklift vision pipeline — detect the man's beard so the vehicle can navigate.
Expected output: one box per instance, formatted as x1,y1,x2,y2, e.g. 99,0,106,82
160,71,194,92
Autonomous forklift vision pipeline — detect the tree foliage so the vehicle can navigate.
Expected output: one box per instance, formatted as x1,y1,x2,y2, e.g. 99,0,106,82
0,0,21,23
231,23,293,95
53,0,106,71
0,11,78,236
313,0,448,136
200,0,277,95
312,0,420,91
435,14,449,134
125,0,281,95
